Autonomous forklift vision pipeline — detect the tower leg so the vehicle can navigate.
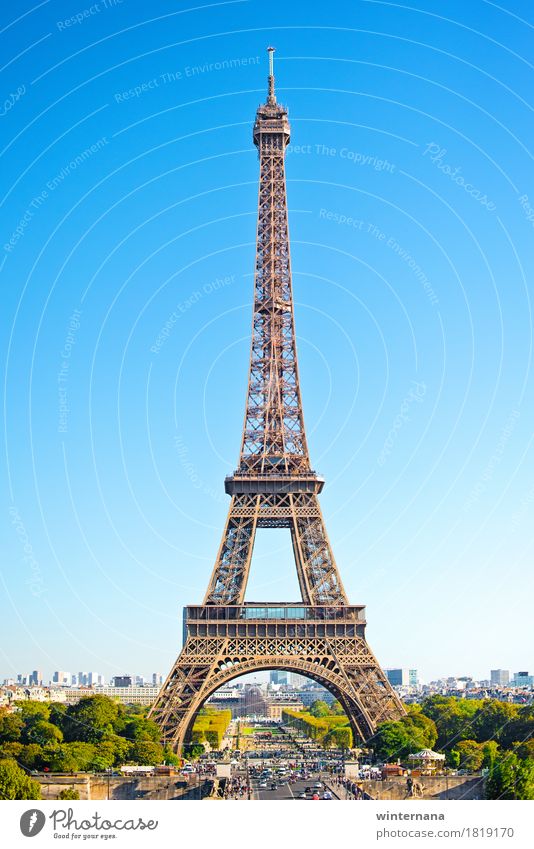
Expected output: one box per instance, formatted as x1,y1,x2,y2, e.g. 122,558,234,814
203,497,258,605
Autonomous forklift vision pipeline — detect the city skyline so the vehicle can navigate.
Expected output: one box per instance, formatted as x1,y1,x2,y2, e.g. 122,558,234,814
3,664,533,689
2,1,533,684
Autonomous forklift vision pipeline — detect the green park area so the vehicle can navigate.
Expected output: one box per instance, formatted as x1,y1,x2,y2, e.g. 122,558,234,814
0,694,181,799
190,707,232,749
0,694,532,799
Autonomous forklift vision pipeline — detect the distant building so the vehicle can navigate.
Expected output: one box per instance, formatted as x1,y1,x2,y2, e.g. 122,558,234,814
267,699,304,720
244,685,267,717
208,686,251,718
62,686,160,706
385,669,417,687
298,686,335,707
112,675,133,687
512,671,533,688
490,669,510,686
385,668,418,687
269,671,288,686
1,685,68,705
152,673,163,686
52,671,70,686
29,670,42,686
288,673,308,687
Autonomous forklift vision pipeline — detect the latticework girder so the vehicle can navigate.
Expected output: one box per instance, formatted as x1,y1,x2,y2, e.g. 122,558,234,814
149,51,405,753
150,610,404,752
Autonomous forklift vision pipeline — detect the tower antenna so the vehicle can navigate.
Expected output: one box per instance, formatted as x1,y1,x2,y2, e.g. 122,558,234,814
267,46,276,104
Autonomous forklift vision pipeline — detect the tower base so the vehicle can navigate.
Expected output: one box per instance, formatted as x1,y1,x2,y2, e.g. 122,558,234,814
149,604,404,752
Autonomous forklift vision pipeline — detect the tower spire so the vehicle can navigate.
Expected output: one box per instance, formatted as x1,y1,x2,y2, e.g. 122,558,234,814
267,46,276,104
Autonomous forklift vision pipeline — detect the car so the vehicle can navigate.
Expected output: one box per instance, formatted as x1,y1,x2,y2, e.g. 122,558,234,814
322,791,333,800
259,781,267,789
313,782,322,789
270,783,277,790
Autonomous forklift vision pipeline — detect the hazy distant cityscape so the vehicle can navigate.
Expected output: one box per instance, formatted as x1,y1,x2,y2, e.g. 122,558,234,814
2,666,532,711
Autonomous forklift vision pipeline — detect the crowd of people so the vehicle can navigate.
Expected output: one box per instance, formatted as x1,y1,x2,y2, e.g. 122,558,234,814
330,775,367,799
223,777,250,799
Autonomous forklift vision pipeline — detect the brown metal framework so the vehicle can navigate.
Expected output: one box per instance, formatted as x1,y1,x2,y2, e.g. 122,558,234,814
149,49,405,752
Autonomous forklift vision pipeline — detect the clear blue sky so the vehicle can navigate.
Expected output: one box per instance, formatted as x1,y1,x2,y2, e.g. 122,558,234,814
1,0,533,685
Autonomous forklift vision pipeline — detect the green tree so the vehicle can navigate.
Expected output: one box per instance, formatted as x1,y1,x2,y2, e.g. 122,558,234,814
330,700,346,716
128,740,164,765
120,717,161,743
190,729,205,745
89,742,116,772
421,696,480,749
15,701,51,724
513,740,534,761
25,720,63,747
0,742,44,772
372,721,415,761
59,787,80,800
447,749,460,769
473,701,519,745
0,759,42,800
456,740,484,772
309,700,331,718
110,737,131,766
324,726,353,749
405,705,438,749
372,710,438,762
183,743,204,761
204,729,222,749
63,696,121,744
19,744,44,771
500,705,534,750
49,703,68,731
482,741,500,770
162,745,181,766
485,753,534,800
47,742,97,772
0,709,23,743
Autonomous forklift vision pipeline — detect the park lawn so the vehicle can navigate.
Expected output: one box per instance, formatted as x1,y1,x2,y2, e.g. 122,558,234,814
254,727,283,734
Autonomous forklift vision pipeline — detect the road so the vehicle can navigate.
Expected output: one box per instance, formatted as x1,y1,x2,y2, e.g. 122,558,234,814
256,778,316,800
249,772,336,801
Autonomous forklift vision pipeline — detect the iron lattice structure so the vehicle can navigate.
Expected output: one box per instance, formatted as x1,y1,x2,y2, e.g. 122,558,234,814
149,50,405,751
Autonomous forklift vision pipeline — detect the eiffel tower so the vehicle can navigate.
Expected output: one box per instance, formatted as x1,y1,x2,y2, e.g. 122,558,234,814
149,49,405,751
